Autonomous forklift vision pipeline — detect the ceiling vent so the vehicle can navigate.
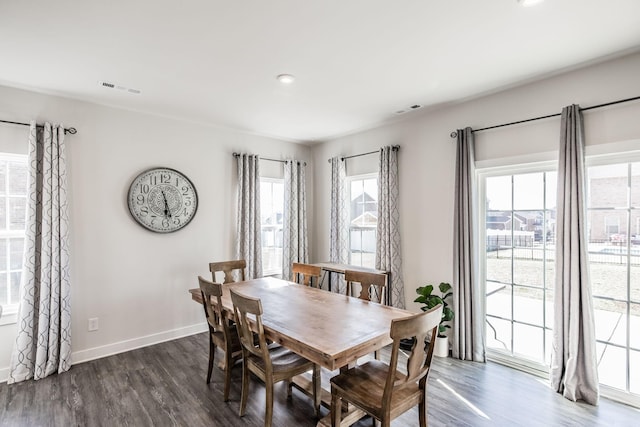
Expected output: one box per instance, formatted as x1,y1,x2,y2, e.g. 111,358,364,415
98,81,141,94
395,103,422,115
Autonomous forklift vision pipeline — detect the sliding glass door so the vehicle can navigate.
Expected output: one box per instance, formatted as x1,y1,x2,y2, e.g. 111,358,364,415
481,158,640,406
587,160,640,403
481,167,556,371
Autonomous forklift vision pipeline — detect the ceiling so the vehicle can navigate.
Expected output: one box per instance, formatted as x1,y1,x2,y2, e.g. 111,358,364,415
1,1,640,143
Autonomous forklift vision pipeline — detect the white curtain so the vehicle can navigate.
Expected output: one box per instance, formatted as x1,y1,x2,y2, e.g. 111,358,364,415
329,157,348,293
375,146,405,308
452,128,485,362
550,105,599,405
236,153,262,279
9,122,71,383
282,160,308,281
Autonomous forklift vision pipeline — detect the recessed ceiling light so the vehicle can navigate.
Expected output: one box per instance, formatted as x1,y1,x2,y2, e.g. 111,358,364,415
277,74,295,84
517,0,544,6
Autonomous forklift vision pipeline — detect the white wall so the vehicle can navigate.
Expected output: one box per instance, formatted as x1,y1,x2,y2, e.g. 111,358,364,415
311,51,640,312
0,85,312,381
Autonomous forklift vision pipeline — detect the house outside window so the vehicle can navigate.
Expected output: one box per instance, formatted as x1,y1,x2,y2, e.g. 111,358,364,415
260,178,284,276
348,174,377,268
0,153,27,325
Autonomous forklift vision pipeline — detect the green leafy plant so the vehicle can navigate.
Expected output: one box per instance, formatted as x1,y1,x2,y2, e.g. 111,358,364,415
414,282,454,338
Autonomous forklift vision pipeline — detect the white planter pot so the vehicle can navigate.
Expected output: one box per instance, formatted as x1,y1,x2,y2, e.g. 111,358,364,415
434,336,449,358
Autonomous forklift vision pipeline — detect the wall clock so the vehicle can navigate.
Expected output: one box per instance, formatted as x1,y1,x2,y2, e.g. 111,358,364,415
127,167,198,233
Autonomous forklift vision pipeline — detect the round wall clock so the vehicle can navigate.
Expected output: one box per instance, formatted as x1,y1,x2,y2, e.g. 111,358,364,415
127,167,198,233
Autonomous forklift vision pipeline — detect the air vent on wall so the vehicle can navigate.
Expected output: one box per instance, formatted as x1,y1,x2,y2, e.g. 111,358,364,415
98,81,141,94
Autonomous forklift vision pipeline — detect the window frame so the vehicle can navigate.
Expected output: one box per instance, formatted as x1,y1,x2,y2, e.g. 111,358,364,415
346,172,378,269
259,177,284,277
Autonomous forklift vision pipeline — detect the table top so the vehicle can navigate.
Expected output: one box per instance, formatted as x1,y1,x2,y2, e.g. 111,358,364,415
189,277,411,370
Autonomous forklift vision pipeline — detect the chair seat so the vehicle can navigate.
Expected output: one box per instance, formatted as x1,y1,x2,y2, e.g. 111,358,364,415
330,360,422,419
248,345,313,375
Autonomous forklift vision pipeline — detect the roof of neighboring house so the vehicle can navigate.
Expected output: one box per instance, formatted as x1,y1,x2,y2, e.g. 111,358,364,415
351,211,377,227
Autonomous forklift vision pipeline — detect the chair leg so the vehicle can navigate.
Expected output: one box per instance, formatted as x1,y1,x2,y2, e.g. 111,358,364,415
419,395,427,427
207,337,216,384
265,378,274,427
239,360,249,417
223,351,233,402
287,379,293,399
312,365,321,417
331,391,342,427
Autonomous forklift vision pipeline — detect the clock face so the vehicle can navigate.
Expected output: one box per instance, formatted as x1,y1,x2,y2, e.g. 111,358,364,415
127,167,198,233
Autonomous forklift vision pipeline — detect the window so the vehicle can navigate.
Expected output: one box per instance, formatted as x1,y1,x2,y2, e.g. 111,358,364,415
348,174,378,268
0,153,28,325
481,167,556,371
260,178,284,276
586,159,640,404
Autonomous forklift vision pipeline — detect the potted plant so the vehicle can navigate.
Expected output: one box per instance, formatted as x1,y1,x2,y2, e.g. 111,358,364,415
414,282,454,357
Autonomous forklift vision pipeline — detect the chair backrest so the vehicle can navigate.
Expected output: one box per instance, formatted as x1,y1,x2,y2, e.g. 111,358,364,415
230,289,272,366
382,304,443,406
209,259,246,283
198,276,231,337
345,270,387,304
291,263,322,287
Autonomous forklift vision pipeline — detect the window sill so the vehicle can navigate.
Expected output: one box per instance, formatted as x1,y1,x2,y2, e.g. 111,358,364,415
0,305,18,326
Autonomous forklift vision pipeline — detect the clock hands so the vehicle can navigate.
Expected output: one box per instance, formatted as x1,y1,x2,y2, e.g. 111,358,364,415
161,190,172,218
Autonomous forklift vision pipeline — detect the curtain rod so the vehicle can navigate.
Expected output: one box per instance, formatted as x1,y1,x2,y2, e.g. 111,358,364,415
0,119,77,135
449,95,640,138
326,145,400,163
232,152,306,166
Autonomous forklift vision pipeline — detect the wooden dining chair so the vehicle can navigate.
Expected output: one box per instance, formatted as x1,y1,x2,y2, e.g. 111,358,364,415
345,270,388,359
330,304,443,427
209,259,246,283
230,289,321,427
198,276,243,401
345,269,387,304
291,262,322,287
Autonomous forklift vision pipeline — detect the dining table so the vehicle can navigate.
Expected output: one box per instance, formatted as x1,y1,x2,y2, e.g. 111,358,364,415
189,276,412,426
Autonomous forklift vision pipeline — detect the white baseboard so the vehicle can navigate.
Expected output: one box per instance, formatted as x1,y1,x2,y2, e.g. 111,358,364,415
71,323,208,365
0,322,208,383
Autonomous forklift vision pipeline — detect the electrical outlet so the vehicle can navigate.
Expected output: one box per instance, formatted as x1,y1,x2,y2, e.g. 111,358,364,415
88,317,99,332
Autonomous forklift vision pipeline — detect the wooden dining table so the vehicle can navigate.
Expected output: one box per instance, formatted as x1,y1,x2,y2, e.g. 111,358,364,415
189,276,412,426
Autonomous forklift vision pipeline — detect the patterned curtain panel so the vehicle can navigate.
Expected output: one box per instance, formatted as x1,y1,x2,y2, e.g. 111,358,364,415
9,122,71,383
375,146,405,308
329,157,348,293
551,105,599,405
452,128,485,362
282,160,308,281
236,153,262,279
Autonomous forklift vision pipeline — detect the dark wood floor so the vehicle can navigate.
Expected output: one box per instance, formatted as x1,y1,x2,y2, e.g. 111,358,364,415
1,333,638,426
